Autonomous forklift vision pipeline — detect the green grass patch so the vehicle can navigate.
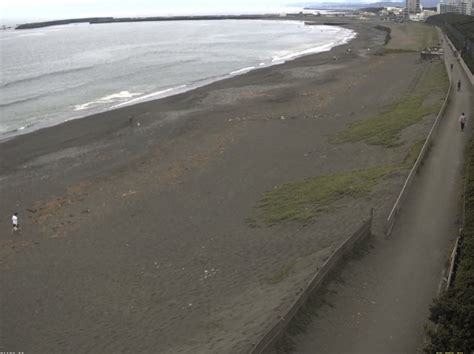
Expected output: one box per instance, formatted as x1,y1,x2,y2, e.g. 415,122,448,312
268,260,297,284
386,22,439,52
256,166,396,225
333,61,448,147
334,96,437,146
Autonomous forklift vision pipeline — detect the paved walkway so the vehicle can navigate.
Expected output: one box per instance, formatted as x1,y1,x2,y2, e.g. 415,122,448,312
293,37,473,353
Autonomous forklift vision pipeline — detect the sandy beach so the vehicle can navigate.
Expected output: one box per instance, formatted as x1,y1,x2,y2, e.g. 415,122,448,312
0,19,444,353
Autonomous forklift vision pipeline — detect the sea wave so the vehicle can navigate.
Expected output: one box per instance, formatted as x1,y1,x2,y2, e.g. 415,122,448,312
272,29,357,63
110,85,187,109
0,92,52,108
230,66,256,75
1,65,96,88
74,91,142,111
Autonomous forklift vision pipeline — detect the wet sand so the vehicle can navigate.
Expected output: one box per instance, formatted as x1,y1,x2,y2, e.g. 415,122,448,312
0,19,442,353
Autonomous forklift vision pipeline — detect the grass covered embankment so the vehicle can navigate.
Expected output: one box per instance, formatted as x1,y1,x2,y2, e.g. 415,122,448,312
256,166,395,224
255,56,448,226
334,60,448,147
425,141,474,353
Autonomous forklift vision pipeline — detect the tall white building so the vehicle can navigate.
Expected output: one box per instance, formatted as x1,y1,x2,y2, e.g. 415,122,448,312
406,0,421,13
463,0,473,15
438,0,474,15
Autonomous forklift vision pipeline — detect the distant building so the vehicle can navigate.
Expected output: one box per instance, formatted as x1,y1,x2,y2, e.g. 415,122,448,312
462,0,473,15
438,0,474,15
406,0,421,14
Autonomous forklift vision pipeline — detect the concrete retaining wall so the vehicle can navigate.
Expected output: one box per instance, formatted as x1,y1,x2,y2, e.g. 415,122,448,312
445,33,474,86
459,54,474,86
250,210,373,353
445,158,468,291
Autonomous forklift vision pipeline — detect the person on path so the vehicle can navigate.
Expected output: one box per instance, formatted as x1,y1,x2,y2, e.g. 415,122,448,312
12,212,19,232
450,63,453,70
458,79,461,91
459,112,467,132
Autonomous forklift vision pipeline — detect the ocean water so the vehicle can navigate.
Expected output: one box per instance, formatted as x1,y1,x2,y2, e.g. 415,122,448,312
0,20,355,139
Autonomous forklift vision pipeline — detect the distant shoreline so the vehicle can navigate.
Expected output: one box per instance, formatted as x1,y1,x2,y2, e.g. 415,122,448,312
15,14,318,30
4,17,355,141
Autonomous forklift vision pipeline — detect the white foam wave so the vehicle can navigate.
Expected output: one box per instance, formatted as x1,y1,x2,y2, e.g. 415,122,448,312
74,91,142,111
272,29,357,63
230,67,256,75
111,85,187,109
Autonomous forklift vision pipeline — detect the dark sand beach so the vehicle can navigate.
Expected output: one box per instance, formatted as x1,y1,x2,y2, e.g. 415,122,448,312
0,19,444,353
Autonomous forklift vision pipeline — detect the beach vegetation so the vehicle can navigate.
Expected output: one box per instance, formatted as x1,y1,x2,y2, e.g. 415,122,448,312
374,25,391,45
333,60,448,147
268,260,297,284
334,95,436,146
256,166,396,225
385,22,439,52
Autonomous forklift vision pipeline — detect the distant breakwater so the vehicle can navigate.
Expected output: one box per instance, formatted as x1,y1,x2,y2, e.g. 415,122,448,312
15,15,285,30
16,17,113,29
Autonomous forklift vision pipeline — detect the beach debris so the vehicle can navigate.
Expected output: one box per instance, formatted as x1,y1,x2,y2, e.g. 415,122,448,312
200,268,218,280
137,122,141,127
280,116,285,120
26,208,37,213
121,190,137,197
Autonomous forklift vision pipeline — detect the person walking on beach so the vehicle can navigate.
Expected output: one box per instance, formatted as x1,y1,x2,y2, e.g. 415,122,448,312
12,212,19,232
459,112,467,132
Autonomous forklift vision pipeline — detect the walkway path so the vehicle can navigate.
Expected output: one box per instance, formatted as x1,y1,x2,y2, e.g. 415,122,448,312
292,36,473,353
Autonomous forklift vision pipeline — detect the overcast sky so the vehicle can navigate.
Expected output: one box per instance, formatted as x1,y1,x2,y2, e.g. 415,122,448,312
1,0,315,21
